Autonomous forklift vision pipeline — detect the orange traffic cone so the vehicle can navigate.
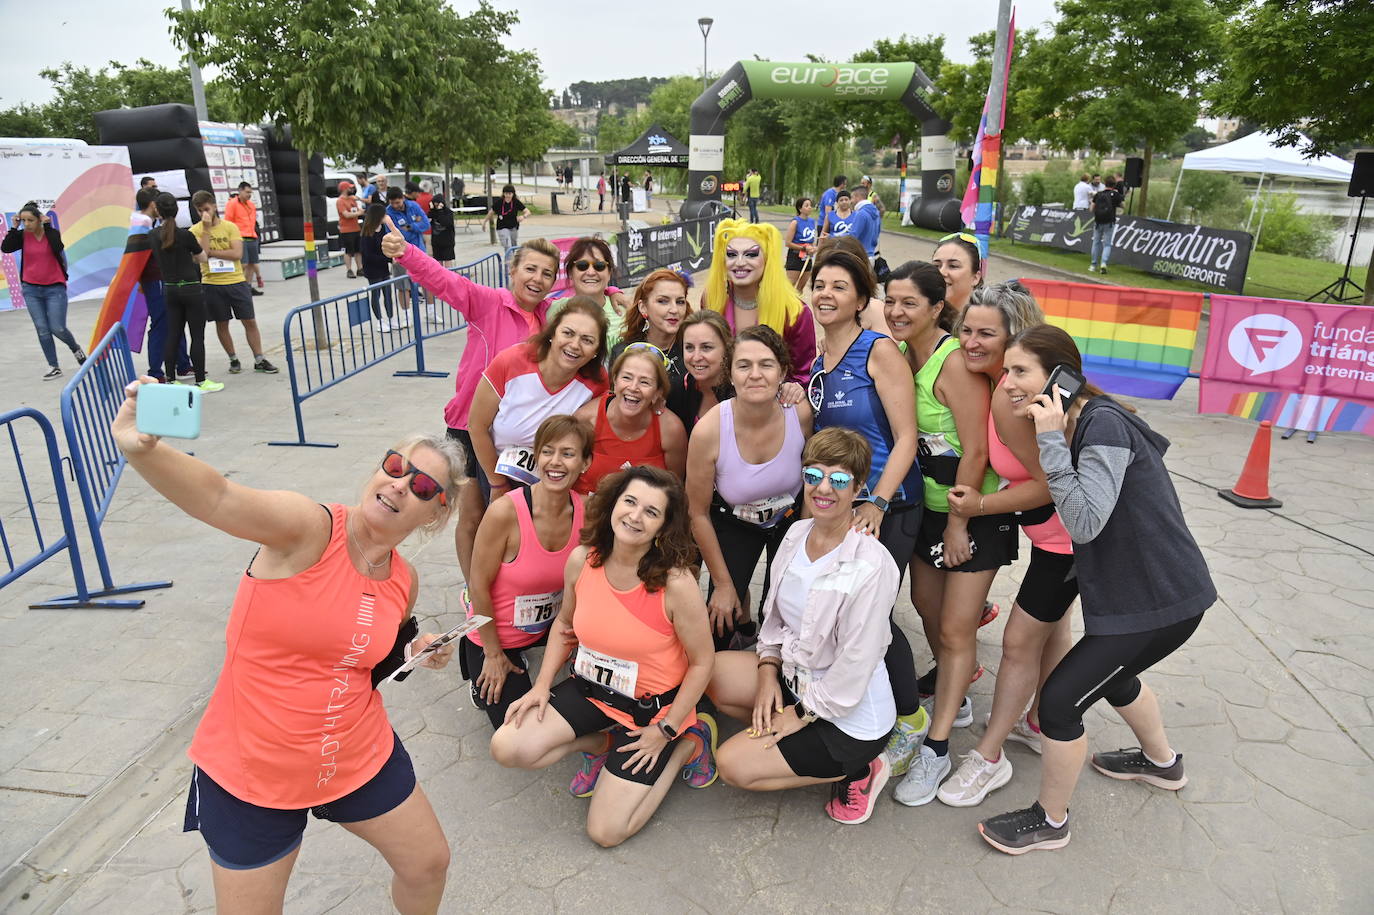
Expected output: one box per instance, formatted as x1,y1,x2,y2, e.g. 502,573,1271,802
1219,420,1282,509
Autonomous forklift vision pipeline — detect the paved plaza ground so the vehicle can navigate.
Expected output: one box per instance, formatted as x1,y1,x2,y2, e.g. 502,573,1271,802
1,201,1371,912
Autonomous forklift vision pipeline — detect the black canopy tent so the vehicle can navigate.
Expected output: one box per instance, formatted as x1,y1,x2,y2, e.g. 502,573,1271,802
604,123,689,167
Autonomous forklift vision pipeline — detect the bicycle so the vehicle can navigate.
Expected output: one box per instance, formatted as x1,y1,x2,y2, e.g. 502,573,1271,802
572,187,591,213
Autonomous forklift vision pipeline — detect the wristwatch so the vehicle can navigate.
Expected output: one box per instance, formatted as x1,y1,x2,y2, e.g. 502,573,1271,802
797,702,819,723
870,495,892,513
657,720,680,740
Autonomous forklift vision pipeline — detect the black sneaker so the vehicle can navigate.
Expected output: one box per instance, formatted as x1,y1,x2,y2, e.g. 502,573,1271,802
74,348,87,365
1091,747,1187,790
250,288,264,296
254,358,279,374
917,666,938,698
978,802,1070,855
43,366,62,380
228,357,243,374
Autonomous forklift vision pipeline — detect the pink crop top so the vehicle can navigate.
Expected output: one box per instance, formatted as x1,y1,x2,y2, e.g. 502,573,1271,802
987,412,1072,554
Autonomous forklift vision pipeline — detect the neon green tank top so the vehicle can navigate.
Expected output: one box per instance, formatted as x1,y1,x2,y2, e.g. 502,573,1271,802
914,336,999,512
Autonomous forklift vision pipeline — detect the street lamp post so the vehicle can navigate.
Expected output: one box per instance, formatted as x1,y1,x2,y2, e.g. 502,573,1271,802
698,17,713,90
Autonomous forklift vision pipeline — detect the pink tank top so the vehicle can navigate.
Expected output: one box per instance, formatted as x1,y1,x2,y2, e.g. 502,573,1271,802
714,400,804,518
987,412,1073,554
469,488,584,650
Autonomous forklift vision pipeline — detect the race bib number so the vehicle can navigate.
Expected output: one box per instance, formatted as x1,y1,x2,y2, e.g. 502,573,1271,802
512,590,561,633
782,660,814,701
733,492,794,527
495,445,538,486
918,431,957,457
574,645,639,698
208,257,235,274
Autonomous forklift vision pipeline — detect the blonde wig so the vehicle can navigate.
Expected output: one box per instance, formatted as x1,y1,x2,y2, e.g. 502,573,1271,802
702,218,803,334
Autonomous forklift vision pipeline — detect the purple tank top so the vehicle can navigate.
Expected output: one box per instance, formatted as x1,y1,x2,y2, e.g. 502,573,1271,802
714,400,804,525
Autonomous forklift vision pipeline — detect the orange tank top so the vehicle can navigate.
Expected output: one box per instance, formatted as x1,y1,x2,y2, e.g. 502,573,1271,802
188,504,411,808
571,561,695,729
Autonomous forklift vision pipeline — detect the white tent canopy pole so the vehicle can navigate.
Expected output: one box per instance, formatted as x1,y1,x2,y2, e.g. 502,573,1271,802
1166,169,1183,222
1245,171,1266,233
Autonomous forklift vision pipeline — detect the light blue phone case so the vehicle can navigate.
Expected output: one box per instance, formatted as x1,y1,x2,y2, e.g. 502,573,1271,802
135,383,202,439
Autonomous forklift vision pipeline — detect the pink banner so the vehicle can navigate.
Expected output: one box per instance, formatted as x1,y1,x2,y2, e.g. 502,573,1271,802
1199,294,1374,435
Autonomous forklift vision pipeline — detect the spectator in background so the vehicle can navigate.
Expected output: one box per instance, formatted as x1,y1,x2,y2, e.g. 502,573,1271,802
3,203,86,380
385,187,431,325
1072,173,1093,211
828,190,856,238
451,175,466,205
643,171,654,208
428,194,456,266
849,185,882,262
819,175,847,236
189,190,276,375
150,193,221,393
1088,177,1124,275
483,184,527,249
597,171,607,212
336,181,364,278
140,176,158,190
364,173,390,202
744,168,762,223
133,187,192,382
359,203,397,331
858,176,887,220
1089,173,1103,194
224,182,263,296
409,182,434,254
620,174,632,205
563,164,574,188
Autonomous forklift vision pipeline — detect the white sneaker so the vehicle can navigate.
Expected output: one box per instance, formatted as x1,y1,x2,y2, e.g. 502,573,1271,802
397,309,411,327
1006,714,1043,755
921,694,974,728
425,305,440,324
937,749,1013,807
379,318,392,333
885,707,931,777
894,745,952,807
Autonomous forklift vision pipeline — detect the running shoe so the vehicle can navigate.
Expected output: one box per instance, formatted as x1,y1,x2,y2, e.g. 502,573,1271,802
1090,748,1187,790
885,706,931,777
347,270,356,278
980,601,1000,627
1088,264,1098,273
979,802,1070,855
921,693,974,729
380,318,392,333
1099,267,1109,275
1005,714,1043,755
937,749,1013,807
916,664,984,699
43,366,62,380
254,358,279,374
228,357,242,374
826,754,890,825
251,288,264,297
197,379,225,393
893,745,951,807
74,348,87,365
680,713,718,788
569,750,608,798
177,367,195,379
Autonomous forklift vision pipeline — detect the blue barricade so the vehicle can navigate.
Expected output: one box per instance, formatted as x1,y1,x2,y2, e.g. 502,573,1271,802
270,252,503,448
46,323,172,606
0,407,141,608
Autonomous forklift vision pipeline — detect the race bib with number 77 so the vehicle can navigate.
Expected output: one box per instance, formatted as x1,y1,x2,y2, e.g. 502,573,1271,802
574,645,639,698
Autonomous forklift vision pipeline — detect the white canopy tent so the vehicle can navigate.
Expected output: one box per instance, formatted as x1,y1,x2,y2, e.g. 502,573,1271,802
1166,131,1354,245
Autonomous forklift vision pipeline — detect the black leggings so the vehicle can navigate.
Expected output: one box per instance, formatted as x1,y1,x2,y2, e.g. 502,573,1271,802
369,284,394,319
163,284,207,383
876,506,922,717
1038,614,1204,742
706,501,794,651
459,633,546,729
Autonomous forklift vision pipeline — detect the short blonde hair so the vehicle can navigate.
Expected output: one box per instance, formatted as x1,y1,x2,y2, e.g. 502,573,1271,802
510,238,560,272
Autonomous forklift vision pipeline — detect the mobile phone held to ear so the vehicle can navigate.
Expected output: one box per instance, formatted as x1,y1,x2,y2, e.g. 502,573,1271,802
136,383,202,439
1042,364,1087,413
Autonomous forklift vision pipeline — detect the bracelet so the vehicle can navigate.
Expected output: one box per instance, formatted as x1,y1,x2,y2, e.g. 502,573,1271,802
757,657,782,669
980,495,987,516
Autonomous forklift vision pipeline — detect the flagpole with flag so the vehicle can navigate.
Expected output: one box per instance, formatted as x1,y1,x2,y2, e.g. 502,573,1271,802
961,0,1016,272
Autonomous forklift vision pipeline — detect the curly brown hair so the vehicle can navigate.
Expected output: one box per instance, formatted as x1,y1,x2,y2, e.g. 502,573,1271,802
579,465,694,592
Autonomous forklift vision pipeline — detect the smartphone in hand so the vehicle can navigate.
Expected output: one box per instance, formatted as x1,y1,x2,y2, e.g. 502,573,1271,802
1042,364,1088,413
136,383,202,439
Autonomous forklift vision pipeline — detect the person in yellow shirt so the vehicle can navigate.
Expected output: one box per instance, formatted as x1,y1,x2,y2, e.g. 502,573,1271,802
743,169,762,224
190,191,277,375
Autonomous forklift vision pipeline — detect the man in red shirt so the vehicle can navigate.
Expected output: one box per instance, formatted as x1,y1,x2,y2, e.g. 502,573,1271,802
224,182,263,295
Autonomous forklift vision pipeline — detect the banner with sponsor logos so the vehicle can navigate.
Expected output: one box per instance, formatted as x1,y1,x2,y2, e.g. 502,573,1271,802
1007,205,1252,293
1199,295,1374,435
612,215,722,285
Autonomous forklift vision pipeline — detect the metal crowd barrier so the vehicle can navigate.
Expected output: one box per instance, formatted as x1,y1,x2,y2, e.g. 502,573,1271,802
46,323,172,607
269,252,503,448
0,407,142,608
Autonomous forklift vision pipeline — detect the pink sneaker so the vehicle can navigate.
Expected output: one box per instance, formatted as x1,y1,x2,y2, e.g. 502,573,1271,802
825,754,890,825
569,749,608,797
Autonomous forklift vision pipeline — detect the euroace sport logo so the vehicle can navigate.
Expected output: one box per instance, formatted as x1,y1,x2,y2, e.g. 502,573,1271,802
1227,313,1303,376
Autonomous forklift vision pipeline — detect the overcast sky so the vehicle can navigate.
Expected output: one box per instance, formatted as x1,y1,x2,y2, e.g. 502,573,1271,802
1,0,1059,109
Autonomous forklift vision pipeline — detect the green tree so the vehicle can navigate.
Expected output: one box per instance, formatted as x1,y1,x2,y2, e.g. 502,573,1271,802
849,35,945,151
1017,0,1223,217
170,0,467,304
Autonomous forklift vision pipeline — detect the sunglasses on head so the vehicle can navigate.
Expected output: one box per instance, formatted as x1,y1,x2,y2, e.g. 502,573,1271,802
802,466,854,490
573,259,610,272
940,231,979,245
380,450,448,505
623,341,673,370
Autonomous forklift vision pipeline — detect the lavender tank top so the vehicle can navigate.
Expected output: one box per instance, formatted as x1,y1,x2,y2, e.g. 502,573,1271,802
715,400,804,526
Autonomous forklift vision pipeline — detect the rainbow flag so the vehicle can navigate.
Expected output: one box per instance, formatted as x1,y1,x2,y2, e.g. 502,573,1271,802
1220,390,1374,434
961,10,1016,261
1023,278,1204,399
88,224,151,353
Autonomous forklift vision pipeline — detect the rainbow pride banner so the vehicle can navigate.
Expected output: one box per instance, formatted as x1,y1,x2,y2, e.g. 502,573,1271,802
1199,294,1374,435
1,145,133,311
1022,278,1205,399
961,9,1015,262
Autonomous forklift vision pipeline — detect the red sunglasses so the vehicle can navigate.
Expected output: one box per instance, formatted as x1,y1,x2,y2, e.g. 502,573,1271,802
380,450,448,505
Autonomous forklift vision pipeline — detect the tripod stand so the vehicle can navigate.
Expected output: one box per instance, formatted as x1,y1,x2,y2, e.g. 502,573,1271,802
1308,193,1366,303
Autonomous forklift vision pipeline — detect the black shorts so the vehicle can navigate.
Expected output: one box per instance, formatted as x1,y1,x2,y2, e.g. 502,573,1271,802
340,231,360,255
241,238,261,264
432,238,455,261
1015,547,1079,623
546,678,687,787
774,675,888,780
445,427,479,482
204,282,255,322
459,630,548,729
183,730,414,870
914,508,1017,572
785,250,806,271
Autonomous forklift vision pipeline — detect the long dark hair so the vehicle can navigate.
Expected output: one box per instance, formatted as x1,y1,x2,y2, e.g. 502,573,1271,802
887,260,955,331
580,465,694,592
362,203,387,236
156,193,180,250
1007,324,1135,413
812,245,876,324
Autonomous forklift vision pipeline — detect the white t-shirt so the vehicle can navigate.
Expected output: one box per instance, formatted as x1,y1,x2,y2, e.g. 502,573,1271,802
1072,180,1093,210
482,343,606,484
776,543,896,740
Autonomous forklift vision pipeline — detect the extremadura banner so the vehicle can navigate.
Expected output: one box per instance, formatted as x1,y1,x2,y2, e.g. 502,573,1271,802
1007,205,1253,293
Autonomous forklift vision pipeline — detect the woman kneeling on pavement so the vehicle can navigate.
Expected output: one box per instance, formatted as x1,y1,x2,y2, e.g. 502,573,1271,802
708,427,901,825
490,466,717,848
977,325,1214,854
112,382,462,914
462,416,594,727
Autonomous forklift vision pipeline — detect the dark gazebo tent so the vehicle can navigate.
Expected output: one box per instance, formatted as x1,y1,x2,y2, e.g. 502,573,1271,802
604,123,690,167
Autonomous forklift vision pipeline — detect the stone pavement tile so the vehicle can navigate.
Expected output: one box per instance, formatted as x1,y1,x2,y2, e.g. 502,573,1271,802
1107,867,1234,913
0,709,78,773
0,792,83,874
55,867,194,915
18,714,157,777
